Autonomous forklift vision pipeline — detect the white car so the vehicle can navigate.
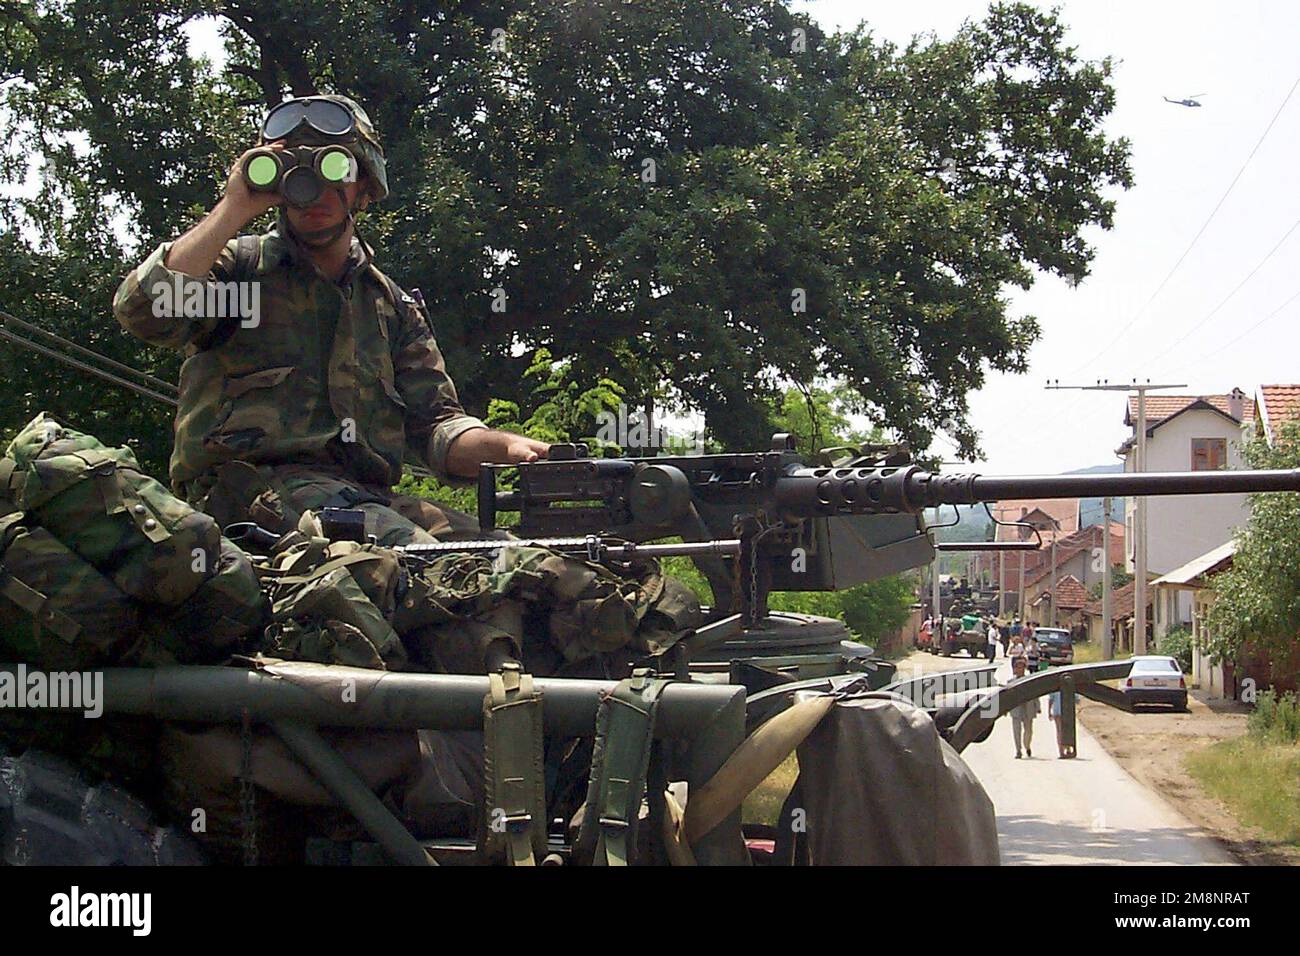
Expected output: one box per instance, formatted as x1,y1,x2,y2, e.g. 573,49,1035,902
1121,655,1189,711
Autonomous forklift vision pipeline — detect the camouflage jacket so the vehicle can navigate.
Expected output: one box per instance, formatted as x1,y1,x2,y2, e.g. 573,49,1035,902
112,230,485,496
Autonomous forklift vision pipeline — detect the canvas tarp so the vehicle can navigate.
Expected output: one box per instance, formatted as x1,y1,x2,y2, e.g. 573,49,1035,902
789,695,1000,865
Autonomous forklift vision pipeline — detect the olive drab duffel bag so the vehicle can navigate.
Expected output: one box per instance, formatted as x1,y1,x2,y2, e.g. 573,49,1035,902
0,413,267,667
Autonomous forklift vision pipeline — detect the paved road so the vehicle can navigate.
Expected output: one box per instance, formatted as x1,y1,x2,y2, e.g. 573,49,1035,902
899,650,1235,865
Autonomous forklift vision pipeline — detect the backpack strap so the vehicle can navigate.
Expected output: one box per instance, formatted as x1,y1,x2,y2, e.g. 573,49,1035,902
480,663,548,866
0,517,83,644
372,267,436,339
577,667,670,866
195,235,262,352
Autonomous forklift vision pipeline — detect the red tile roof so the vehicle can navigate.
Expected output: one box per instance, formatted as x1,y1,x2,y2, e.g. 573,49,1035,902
1030,574,1089,610
1257,385,1300,443
1124,393,1255,428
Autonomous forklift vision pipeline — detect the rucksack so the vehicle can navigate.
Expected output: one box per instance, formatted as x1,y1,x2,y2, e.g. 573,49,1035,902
0,413,267,667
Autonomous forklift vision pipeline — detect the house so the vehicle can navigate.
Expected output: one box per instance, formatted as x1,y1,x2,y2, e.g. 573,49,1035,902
987,518,1122,618
1117,389,1254,639
1152,541,1236,697
1081,577,1153,655
1155,539,1300,699
990,499,1079,546
1026,574,1088,628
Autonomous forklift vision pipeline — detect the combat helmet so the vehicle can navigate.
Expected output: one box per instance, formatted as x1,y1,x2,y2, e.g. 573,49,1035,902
258,93,388,203
318,94,388,203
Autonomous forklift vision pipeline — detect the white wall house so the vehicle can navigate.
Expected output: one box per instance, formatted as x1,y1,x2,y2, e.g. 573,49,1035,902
1119,390,1252,639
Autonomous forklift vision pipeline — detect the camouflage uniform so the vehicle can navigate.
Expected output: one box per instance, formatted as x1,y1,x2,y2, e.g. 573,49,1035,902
112,229,486,546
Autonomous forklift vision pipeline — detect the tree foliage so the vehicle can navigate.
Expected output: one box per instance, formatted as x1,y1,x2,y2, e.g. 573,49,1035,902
1,0,1130,472
1204,422,1300,666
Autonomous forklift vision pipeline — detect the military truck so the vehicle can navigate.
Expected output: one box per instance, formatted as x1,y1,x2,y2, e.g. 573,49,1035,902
4,426,1300,866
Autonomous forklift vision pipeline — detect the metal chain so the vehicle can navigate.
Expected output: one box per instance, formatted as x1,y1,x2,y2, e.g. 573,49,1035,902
239,707,258,867
748,527,760,623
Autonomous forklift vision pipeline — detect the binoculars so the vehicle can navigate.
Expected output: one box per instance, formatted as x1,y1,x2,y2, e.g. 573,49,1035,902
241,145,357,207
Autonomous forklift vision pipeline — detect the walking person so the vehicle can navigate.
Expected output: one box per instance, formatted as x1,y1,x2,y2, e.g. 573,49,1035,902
1048,686,1068,758
986,619,1000,661
1008,655,1040,758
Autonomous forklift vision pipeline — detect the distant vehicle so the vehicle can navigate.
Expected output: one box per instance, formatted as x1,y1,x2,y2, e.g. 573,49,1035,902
1121,655,1189,711
1163,94,1205,108
1035,627,1074,665
941,618,987,659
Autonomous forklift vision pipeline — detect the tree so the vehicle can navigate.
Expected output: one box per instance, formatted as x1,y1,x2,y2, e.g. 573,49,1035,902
1,1,1131,470
1204,421,1300,667
1087,564,1132,600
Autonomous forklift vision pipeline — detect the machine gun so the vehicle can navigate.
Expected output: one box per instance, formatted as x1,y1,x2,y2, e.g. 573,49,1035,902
474,434,1300,670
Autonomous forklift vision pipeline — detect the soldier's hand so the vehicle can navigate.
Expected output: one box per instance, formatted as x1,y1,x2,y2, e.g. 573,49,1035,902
219,145,283,225
504,435,550,464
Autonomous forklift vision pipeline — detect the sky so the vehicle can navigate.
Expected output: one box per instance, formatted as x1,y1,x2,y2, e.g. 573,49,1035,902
797,0,1300,474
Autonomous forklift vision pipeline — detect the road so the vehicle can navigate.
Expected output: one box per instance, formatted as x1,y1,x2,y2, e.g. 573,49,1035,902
896,649,1235,865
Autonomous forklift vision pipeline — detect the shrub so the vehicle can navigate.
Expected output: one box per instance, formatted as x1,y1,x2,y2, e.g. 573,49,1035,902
1247,689,1300,745
1157,625,1193,673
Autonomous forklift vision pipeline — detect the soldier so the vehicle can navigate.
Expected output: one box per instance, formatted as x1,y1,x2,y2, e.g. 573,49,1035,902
113,95,551,674
113,95,548,549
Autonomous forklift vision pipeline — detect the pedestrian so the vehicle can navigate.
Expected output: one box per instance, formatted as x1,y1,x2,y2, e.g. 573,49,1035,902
1008,656,1040,758
1026,634,1041,672
1048,686,1067,758
986,619,999,661
1011,617,1022,639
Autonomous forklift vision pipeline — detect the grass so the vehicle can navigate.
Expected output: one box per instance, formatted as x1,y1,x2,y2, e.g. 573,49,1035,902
1185,738,1300,846
742,753,799,826
1069,640,1129,665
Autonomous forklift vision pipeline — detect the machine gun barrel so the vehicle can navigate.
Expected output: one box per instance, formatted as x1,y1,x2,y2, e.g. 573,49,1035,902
773,465,1300,516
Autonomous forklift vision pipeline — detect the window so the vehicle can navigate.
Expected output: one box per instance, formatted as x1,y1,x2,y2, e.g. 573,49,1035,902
1191,438,1226,471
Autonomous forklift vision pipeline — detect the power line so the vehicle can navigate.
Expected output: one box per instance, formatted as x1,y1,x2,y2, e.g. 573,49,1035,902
1170,284,1300,376
1065,70,1300,377
1145,213,1300,372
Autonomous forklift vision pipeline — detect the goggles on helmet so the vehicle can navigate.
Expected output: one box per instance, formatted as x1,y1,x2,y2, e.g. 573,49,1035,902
261,97,356,142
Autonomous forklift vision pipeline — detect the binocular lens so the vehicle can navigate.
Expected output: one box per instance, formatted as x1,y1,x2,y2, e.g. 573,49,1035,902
245,153,281,188
318,148,355,184
281,167,322,207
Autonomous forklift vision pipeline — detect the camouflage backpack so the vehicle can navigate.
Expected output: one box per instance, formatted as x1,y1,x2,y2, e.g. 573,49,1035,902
256,528,409,670
0,413,267,667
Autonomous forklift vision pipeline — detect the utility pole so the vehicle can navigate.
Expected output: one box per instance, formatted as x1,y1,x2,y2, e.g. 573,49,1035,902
1018,550,1025,620
1102,495,1113,658
1050,532,1058,627
1046,380,1185,654
998,549,1005,618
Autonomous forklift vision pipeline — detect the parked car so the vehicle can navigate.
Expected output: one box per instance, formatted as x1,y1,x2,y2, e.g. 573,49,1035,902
1035,627,1074,665
1121,655,1189,711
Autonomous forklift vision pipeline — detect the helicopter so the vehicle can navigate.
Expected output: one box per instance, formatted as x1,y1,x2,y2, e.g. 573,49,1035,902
1163,93,1205,108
